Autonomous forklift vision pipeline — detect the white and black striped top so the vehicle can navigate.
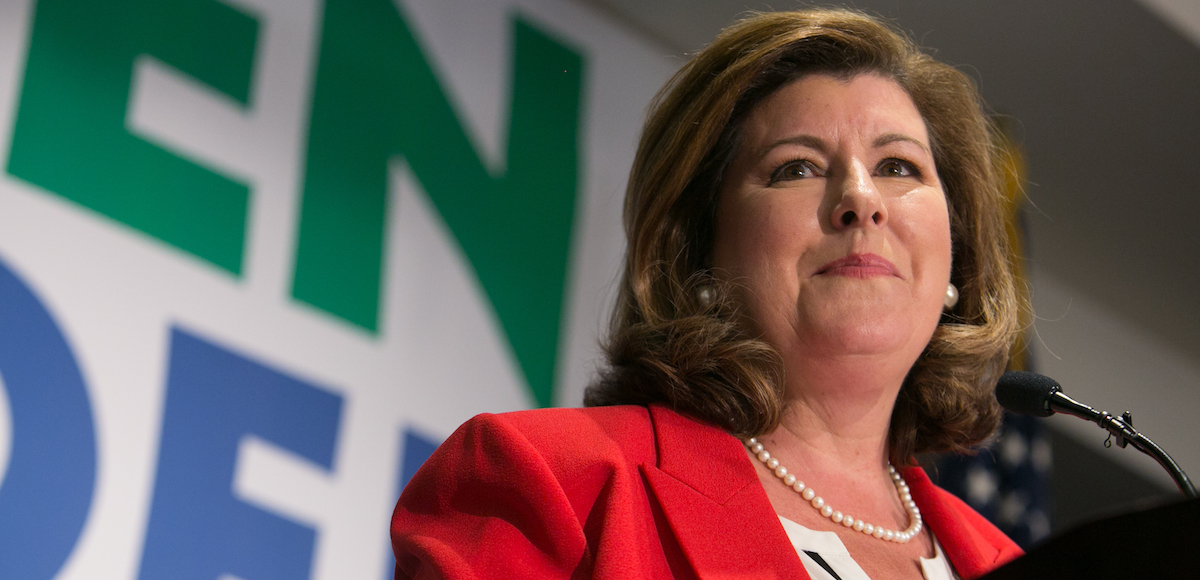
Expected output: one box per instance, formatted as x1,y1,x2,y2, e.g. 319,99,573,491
778,516,959,580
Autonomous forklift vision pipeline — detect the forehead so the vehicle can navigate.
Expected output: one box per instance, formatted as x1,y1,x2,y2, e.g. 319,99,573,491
742,73,929,147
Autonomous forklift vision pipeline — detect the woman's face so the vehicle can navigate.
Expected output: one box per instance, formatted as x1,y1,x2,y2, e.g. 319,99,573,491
711,73,951,369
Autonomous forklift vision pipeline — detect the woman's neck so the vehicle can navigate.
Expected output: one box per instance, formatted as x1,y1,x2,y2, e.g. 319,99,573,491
772,350,913,471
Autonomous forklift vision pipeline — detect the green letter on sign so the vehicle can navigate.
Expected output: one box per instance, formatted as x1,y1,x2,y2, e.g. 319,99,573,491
7,0,257,275
295,1,585,407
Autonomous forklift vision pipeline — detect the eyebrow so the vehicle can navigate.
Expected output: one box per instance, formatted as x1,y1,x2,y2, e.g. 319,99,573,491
873,132,930,153
756,132,931,159
756,134,829,159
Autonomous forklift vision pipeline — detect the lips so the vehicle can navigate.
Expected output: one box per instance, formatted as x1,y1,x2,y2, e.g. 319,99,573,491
816,253,900,278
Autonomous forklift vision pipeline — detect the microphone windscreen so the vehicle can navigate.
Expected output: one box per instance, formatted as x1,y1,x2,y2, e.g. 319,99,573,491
995,371,1061,417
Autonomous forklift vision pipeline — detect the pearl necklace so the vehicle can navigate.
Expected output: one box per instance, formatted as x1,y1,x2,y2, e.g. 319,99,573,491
746,438,923,543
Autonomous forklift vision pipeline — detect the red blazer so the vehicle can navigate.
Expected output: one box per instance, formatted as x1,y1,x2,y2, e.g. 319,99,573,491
392,404,1022,579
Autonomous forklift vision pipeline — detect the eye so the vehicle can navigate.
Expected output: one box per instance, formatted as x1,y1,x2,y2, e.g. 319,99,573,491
877,159,918,177
770,159,822,183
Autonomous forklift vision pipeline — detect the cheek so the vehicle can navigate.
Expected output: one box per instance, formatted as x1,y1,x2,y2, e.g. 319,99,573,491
915,206,953,296
893,195,952,286
932,205,953,270
712,195,770,275
925,214,953,270
710,197,808,331
712,196,814,281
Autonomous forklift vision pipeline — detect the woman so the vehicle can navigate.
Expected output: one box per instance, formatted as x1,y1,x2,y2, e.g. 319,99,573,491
392,8,1022,580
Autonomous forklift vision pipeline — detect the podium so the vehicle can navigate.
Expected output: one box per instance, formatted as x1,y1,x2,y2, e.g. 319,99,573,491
981,498,1200,578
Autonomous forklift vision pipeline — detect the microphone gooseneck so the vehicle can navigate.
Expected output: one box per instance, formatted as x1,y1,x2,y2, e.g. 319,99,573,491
995,371,1197,499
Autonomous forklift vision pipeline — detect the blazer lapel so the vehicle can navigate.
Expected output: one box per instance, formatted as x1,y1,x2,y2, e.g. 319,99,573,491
904,466,1000,579
642,406,810,579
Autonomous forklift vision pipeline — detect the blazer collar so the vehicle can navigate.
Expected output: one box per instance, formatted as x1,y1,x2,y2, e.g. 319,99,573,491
639,406,1008,579
903,466,1001,579
641,405,810,579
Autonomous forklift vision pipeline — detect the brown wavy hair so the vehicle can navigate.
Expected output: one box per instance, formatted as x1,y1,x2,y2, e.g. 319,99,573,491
584,8,1021,465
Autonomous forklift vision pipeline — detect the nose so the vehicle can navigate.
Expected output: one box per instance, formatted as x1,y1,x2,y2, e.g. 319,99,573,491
828,162,886,230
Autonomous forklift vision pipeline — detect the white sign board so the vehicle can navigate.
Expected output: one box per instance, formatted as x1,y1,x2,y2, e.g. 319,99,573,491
0,0,675,577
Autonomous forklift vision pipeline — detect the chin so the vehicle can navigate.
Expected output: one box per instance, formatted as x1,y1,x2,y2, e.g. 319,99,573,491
799,312,938,360
823,329,914,358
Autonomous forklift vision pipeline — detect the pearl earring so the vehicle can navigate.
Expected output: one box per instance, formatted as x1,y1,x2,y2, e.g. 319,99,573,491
944,283,959,310
697,285,716,308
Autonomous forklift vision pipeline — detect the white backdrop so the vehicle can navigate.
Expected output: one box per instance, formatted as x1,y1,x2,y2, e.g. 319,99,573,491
0,0,675,578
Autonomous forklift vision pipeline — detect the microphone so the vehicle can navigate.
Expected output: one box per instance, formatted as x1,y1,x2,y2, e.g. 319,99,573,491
996,371,1120,423
996,371,1197,499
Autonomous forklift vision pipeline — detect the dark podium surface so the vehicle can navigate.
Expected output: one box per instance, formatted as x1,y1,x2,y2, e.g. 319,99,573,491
981,497,1200,578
